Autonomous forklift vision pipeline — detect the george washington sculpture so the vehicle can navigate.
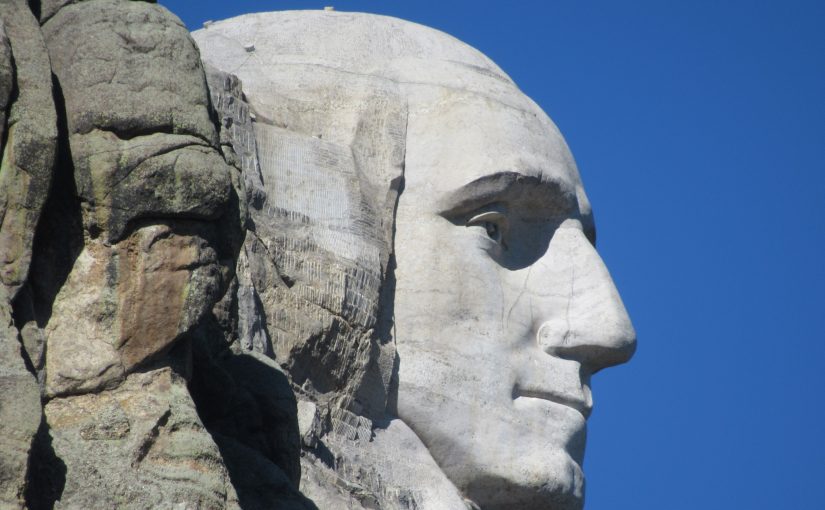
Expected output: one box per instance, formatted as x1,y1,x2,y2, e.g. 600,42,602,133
193,10,636,510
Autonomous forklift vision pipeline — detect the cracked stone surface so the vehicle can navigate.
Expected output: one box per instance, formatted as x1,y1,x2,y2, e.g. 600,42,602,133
0,301,42,509
1,0,249,507
0,0,57,301
44,368,240,509
0,1,57,506
196,11,636,510
0,5,634,509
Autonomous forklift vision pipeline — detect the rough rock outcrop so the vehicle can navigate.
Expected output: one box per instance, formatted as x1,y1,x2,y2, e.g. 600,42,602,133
1,0,254,507
0,0,57,300
41,0,229,244
43,367,239,509
0,301,41,509
37,0,243,395
0,1,57,507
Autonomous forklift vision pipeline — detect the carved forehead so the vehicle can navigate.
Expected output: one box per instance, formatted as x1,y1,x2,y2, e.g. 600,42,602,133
194,11,576,170
403,90,580,194
195,10,510,82
195,10,581,203
194,11,541,127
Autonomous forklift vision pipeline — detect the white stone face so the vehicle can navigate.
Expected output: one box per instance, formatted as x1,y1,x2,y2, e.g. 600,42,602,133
394,89,636,509
195,10,636,509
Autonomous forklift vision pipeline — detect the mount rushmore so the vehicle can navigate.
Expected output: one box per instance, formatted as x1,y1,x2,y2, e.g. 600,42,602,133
0,2,635,508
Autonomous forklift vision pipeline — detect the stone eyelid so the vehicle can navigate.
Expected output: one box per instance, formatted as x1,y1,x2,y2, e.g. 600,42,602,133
466,210,509,248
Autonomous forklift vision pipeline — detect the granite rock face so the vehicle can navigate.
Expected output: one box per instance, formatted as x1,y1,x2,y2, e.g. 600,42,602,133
37,0,245,396
0,0,57,302
0,301,41,509
42,0,229,245
1,0,253,508
0,5,635,510
42,367,239,509
0,2,56,507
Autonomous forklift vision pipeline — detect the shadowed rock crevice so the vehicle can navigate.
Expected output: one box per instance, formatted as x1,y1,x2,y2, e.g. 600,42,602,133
23,420,66,510
20,72,83,339
187,307,317,510
0,0,57,301
27,1,40,21
0,2,58,506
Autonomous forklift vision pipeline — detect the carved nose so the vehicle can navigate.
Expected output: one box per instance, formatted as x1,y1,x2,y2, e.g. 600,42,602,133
535,226,636,372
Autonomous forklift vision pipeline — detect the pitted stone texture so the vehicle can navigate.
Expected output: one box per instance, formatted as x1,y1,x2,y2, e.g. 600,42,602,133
37,0,244,399
0,302,42,510
0,2,56,505
38,1,159,24
42,0,233,243
68,132,235,242
42,0,214,144
22,2,248,507
44,368,240,509
0,0,57,300
43,224,229,397
38,0,75,23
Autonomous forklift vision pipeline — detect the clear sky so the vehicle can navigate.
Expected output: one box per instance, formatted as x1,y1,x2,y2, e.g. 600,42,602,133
162,1,825,508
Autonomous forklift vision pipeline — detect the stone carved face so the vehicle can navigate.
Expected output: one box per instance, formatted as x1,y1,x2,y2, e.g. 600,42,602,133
194,11,635,509
393,92,636,508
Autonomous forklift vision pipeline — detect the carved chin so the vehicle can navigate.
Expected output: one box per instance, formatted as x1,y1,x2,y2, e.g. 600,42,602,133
459,456,585,510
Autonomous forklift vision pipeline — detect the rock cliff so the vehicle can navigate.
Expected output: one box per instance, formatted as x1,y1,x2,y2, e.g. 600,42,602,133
0,2,384,508
0,1,297,508
0,3,452,508
0,4,634,510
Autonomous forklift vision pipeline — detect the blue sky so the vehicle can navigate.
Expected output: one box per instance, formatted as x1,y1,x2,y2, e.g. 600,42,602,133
162,1,825,508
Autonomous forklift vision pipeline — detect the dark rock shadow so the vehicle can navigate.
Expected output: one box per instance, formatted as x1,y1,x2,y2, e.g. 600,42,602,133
212,432,319,510
23,74,83,331
16,73,75,510
24,419,66,510
188,312,317,510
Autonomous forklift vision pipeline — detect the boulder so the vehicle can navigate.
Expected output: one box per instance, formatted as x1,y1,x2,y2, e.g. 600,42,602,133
0,0,57,300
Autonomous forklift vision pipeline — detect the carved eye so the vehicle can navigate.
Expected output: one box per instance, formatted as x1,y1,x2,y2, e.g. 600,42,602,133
483,221,501,242
467,211,508,248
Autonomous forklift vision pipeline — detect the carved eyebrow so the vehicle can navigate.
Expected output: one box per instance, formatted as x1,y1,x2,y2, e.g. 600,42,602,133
437,171,576,218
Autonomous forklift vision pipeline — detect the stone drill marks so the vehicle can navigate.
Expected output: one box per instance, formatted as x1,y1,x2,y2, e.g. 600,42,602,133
254,122,388,329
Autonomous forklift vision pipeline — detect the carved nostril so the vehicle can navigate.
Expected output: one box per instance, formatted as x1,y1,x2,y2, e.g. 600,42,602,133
536,318,571,354
535,312,636,369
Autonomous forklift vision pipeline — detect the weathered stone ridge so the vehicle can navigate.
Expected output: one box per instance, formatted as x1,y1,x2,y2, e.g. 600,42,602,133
0,1,57,507
0,0,255,508
0,0,57,301
0,5,635,510
42,368,239,509
42,0,228,243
